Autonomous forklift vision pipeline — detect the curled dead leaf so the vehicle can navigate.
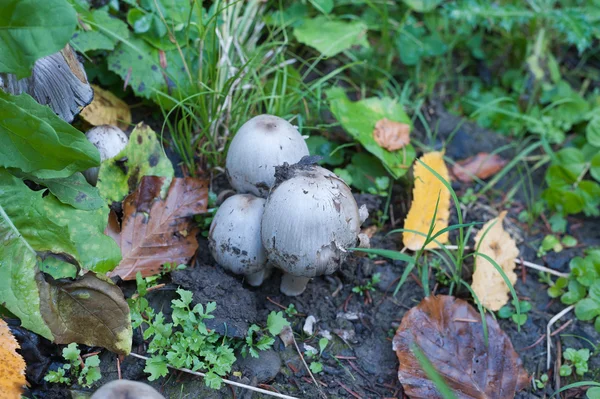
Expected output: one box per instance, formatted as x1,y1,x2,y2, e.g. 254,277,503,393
472,211,519,311
373,118,411,151
80,85,132,130
452,153,508,183
393,295,529,399
109,176,208,280
0,318,27,398
403,151,450,251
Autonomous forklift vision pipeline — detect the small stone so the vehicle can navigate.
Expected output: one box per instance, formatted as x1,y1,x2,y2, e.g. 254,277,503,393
303,315,317,335
236,349,282,383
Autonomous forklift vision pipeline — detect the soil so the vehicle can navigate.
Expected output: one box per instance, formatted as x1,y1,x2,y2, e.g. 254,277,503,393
19,104,600,399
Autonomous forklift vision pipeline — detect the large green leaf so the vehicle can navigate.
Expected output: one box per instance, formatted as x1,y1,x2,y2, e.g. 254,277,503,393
402,0,443,12
0,92,100,179
107,37,195,103
12,171,104,211
71,8,130,52
0,170,120,273
294,16,369,57
0,0,77,78
97,123,174,204
326,87,415,179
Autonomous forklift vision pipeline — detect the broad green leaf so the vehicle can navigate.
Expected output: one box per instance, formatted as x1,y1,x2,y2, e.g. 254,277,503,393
71,8,129,52
561,280,586,305
402,0,443,12
591,153,600,182
326,87,415,179
294,16,369,57
40,255,78,280
107,37,195,103
587,115,600,147
575,298,600,321
0,92,100,179
12,171,104,210
0,0,77,78
0,204,53,340
0,170,120,273
309,0,334,14
97,123,174,204
396,23,447,66
338,153,389,193
571,257,598,287
266,311,290,336
306,136,344,166
554,148,586,181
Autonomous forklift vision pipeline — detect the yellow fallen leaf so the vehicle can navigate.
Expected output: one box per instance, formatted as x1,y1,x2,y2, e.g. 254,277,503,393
80,85,131,130
472,211,519,311
373,118,411,151
0,318,27,398
403,151,450,251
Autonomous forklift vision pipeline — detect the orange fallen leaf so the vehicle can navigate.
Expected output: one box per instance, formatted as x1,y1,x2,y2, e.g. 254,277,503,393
80,85,132,130
403,151,450,251
109,176,208,280
373,118,411,151
0,318,27,398
472,211,519,311
452,153,508,183
393,295,529,399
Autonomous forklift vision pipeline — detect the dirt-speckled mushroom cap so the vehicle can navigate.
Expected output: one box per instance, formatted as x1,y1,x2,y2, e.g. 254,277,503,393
91,380,165,399
225,115,309,197
261,164,361,278
83,125,128,185
209,194,268,279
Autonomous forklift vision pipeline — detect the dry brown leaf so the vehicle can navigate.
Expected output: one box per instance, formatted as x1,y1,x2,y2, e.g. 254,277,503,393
0,318,27,398
373,118,411,151
472,211,519,311
109,176,208,280
403,151,450,251
393,295,529,399
452,153,508,183
80,85,132,130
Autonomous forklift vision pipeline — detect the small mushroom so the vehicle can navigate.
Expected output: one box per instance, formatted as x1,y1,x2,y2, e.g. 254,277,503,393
225,114,309,197
209,194,269,286
261,161,366,296
83,125,129,186
91,380,165,399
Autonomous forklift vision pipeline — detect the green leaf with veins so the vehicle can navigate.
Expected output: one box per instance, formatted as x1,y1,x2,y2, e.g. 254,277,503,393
0,170,120,273
294,16,369,57
0,0,77,78
97,123,174,204
266,311,290,336
0,92,100,179
327,88,416,179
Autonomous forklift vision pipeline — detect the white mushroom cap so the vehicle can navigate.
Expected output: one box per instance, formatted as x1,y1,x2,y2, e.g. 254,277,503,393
91,380,164,399
261,163,362,295
225,115,309,197
209,194,269,286
83,125,128,185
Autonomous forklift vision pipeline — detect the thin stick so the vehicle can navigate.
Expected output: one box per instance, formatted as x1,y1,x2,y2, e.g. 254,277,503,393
291,335,322,394
128,353,299,399
546,305,574,370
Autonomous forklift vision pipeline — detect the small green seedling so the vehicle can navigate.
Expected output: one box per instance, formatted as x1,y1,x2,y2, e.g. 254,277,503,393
537,234,578,257
44,343,101,388
352,273,381,296
304,337,329,374
534,373,549,389
242,311,291,358
460,188,478,205
285,303,299,318
560,348,590,377
497,299,532,326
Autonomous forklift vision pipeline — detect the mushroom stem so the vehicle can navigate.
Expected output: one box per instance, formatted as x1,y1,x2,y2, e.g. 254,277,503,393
246,269,267,287
280,273,311,296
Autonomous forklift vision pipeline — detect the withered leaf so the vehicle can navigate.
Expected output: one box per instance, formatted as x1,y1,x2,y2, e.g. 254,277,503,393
109,176,208,280
37,272,132,355
373,118,411,151
80,85,132,130
0,318,27,397
393,295,529,399
452,153,508,183
403,151,450,251
472,211,519,311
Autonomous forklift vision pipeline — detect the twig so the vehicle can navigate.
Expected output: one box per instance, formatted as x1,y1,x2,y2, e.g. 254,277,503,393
337,380,362,399
117,357,122,380
131,283,166,300
516,259,569,278
128,353,299,399
547,305,574,370
290,335,325,398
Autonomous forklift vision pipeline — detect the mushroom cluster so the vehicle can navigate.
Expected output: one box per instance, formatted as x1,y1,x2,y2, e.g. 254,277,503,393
209,114,367,295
